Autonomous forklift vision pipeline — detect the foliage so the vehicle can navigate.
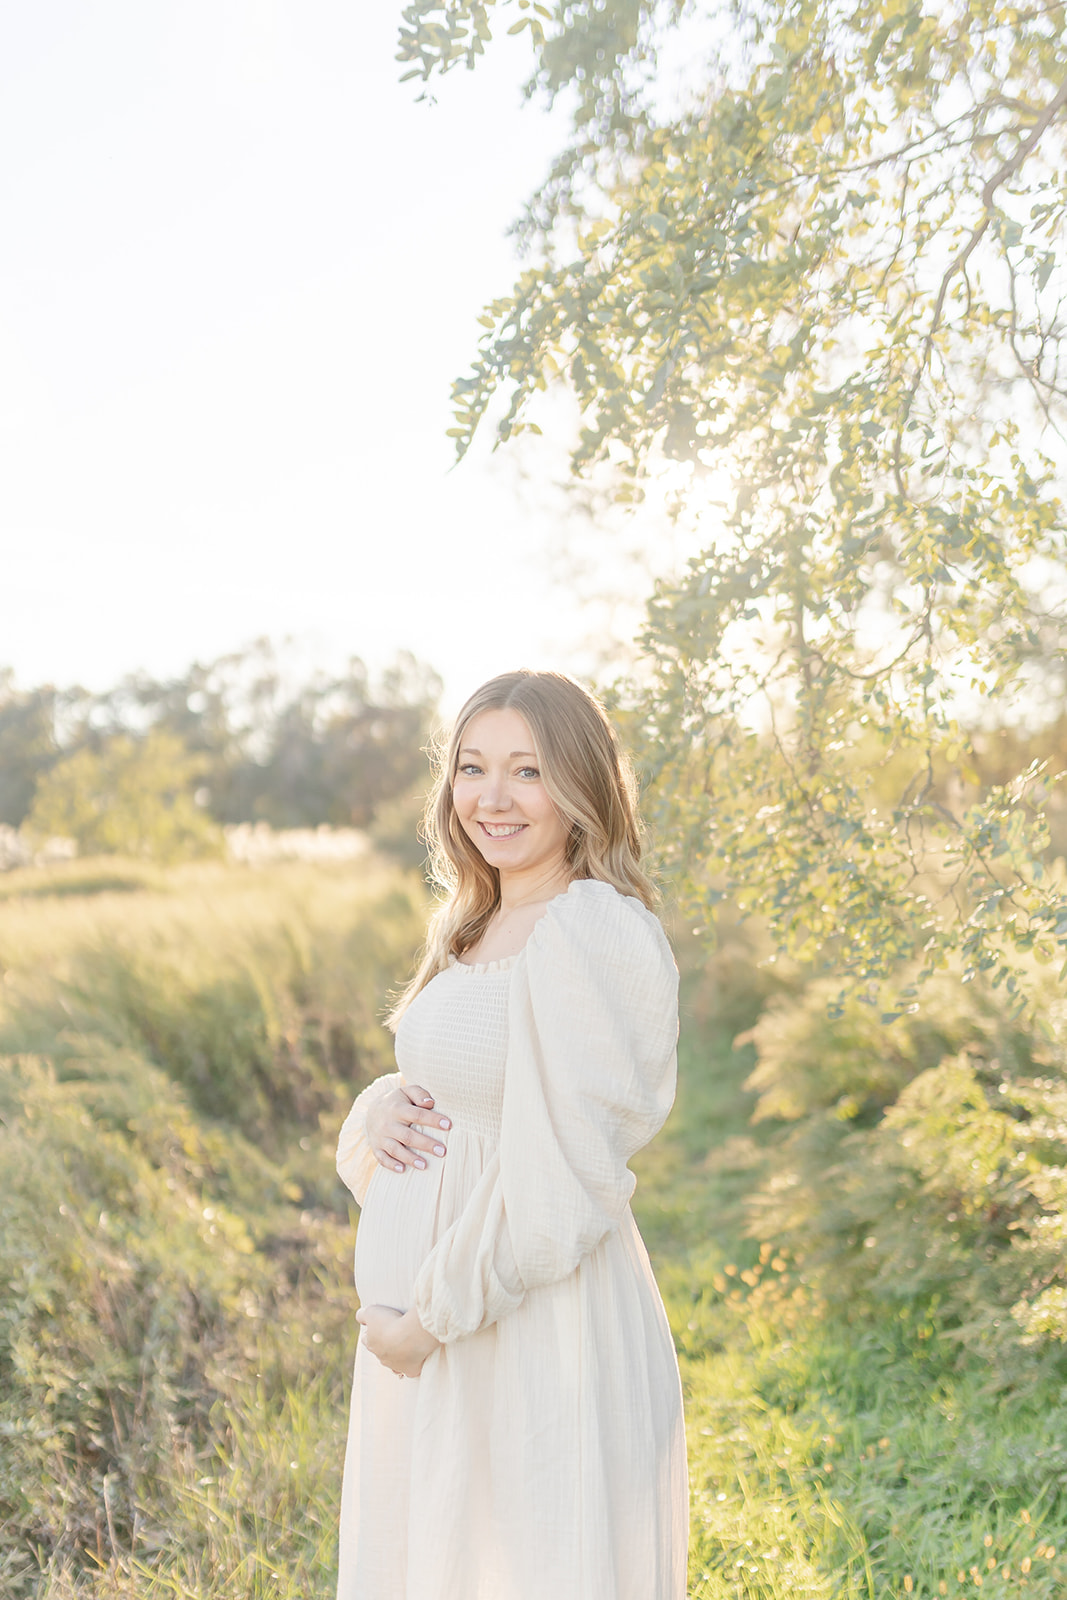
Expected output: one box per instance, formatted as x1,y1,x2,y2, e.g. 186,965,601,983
126,642,441,830
734,962,1067,1359
403,0,1067,1008
367,788,432,869
738,969,1017,1124
0,673,59,828
1,863,1066,1594
0,857,425,1597
0,1041,345,1598
638,956,1067,1598
394,11,1067,1574
24,732,221,864
0,642,441,839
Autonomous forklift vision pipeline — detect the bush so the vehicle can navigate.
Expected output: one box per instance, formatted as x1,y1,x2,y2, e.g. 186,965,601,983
741,968,1067,1363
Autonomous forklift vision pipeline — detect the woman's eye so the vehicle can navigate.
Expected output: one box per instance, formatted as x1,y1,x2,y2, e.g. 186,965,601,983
517,767,540,780
457,764,482,776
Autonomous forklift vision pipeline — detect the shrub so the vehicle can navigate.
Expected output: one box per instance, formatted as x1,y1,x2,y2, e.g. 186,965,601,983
742,969,1067,1363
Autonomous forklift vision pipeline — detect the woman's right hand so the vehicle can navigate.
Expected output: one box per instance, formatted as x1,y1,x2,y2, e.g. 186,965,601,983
366,1083,450,1174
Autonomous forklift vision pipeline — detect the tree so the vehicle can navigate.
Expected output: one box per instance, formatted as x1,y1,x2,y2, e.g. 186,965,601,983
228,650,443,829
0,644,442,838
0,674,59,827
402,0,1067,1009
25,730,221,863
93,642,442,829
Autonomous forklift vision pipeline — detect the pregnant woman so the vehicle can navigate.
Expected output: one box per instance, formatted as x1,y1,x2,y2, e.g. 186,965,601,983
335,669,688,1600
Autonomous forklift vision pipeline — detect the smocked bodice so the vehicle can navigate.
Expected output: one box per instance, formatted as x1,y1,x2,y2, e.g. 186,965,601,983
392,959,512,1140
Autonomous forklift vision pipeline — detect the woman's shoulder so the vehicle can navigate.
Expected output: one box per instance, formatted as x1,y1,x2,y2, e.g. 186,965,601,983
528,876,675,973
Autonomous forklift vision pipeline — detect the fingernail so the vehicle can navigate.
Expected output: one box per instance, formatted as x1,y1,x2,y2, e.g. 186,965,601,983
421,1096,433,1104
415,1158,426,1169
440,1118,451,1130
434,1145,446,1157
394,1163,404,1172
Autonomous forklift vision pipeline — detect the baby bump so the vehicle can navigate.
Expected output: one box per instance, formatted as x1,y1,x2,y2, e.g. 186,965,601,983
353,1129,496,1310
354,1161,443,1309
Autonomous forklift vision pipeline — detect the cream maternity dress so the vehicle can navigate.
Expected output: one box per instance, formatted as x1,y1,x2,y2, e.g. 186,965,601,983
335,877,688,1600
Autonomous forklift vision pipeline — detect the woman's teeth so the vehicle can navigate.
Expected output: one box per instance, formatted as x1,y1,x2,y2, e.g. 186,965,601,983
480,823,526,837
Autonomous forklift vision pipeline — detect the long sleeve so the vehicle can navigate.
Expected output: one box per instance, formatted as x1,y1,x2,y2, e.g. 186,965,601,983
412,880,679,1343
336,1071,403,1207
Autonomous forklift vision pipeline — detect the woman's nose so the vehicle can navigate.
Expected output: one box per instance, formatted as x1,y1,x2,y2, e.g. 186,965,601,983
479,775,511,809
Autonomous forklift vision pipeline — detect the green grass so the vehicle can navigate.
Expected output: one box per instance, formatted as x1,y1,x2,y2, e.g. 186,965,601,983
0,857,421,1599
632,961,1067,1599
1,860,1065,1597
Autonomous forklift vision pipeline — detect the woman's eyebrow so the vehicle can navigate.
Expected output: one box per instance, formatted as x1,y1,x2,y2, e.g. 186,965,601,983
458,748,538,759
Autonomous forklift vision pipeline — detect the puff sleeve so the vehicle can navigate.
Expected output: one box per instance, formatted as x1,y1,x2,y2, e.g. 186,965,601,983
412,880,678,1343
336,1071,404,1207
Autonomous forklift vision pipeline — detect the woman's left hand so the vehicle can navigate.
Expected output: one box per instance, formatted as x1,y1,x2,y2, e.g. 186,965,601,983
356,1305,441,1378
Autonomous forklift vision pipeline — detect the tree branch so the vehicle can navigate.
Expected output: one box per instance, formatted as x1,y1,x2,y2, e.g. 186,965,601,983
893,76,1067,495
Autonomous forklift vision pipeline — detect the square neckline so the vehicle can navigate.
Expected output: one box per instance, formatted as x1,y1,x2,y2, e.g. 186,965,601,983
449,877,594,974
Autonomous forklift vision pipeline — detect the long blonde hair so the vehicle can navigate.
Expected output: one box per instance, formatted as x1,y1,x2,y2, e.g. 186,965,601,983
388,669,656,1026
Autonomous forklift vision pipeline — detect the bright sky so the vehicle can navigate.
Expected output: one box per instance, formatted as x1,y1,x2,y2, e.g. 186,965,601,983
0,1,666,710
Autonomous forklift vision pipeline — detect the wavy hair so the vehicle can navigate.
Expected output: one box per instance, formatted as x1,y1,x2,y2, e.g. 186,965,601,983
387,669,656,1026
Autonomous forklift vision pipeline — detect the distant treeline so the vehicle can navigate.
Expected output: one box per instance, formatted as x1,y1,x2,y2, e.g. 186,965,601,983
0,640,441,834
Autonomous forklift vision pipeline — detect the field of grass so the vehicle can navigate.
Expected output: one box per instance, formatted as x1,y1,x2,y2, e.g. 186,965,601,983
1,857,1065,1598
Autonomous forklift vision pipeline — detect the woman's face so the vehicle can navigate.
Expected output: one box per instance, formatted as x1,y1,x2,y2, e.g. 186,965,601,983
452,708,571,882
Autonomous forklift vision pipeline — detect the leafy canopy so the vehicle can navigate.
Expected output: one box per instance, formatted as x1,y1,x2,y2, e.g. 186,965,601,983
402,0,1067,1010
26,730,221,863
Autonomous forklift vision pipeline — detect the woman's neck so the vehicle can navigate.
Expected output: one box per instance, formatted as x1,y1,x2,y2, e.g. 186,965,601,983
496,863,572,916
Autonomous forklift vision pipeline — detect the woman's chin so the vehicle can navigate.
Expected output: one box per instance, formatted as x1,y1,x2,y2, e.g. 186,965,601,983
476,842,529,869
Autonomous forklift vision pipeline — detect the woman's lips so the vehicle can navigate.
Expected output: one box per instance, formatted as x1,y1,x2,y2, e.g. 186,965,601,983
477,821,527,838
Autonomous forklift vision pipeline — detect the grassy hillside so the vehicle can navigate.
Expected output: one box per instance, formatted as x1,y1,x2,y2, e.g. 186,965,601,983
0,856,424,1598
1,858,1064,1597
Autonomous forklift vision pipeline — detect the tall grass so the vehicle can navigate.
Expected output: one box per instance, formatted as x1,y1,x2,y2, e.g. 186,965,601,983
0,857,424,1598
